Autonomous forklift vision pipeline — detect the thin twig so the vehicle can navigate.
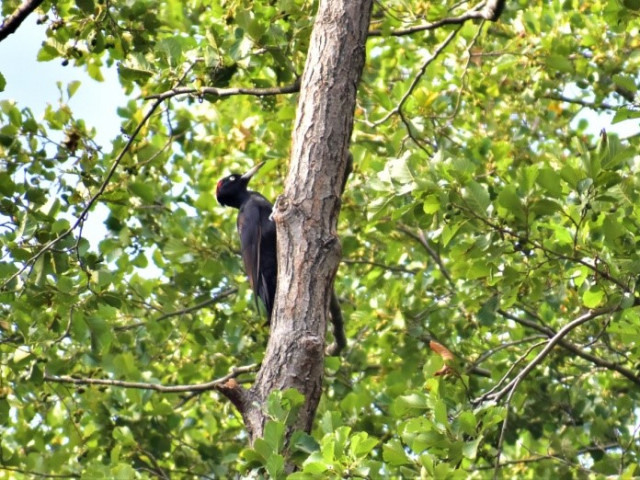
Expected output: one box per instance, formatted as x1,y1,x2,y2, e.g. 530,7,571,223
0,465,79,479
145,80,300,101
497,308,640,387
475,340,547,404
469,443,620,471
341,258,417,274
372,27,461,127
483,307,619,403
114,287,238,331
368,0,503,37
44,363,258,393
52,307,74,344
543,93,617,111
470,335,547,368
398,225,455,288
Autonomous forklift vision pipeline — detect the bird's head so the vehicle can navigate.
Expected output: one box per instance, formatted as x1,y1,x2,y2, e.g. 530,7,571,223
216,161,265,208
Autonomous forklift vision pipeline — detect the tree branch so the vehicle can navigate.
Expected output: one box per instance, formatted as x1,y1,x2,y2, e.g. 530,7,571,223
341,258,417,274
372,27,461,126
398,225,455,288
114,287,238,331
145,80,300,101
543,93,617,111
44,363,258,394
469,443,621,471
470,335,548,368
0,465,78,479
497,308,640,387
480,306,620,403
0,0,44,42
368,0,505,37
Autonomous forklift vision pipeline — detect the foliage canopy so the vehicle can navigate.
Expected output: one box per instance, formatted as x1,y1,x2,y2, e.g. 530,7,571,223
1,0,640,478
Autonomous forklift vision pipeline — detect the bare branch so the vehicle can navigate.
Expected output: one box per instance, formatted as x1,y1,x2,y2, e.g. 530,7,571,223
497,308,640,387
398,225,455,288
368,0,505,37
469,443,621,471
544,93,618,111
470,335,548,368
44,363,258,393
372,27,461,126
145,80,300,101
341,258,417,274
0,465,78,479
475,340,548,405
114,287,238,331
482,306,620,403
0,0,44,42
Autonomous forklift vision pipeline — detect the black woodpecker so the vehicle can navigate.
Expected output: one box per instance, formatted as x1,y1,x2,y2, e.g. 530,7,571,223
216,161,347,355
216,162,277,321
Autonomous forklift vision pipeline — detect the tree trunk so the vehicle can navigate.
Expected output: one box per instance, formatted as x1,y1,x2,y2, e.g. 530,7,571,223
218,0,373,442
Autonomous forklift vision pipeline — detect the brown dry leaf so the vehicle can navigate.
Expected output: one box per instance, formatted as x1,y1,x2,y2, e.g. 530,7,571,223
429,340,455,361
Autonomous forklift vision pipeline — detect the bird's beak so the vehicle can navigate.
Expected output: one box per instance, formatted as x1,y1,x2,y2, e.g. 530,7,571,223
241,161,266,181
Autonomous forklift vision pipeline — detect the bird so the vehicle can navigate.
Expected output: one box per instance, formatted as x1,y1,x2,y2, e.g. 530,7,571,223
216,162,277,321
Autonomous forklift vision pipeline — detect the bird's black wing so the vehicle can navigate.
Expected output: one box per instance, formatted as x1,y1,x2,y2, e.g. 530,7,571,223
237,194,277,320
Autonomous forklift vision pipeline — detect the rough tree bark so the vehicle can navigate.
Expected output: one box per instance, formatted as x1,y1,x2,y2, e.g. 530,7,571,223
217,0,373,442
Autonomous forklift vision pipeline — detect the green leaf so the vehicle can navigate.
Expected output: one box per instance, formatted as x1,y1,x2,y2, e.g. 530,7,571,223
118,64,154,83
383,439,412,466
76,0,95,14
129,181,155,203
423,195,441,214
464,181,490,214
67,80,81,98
433,399,448,430
457,411,477,436
263,420,285,453
86,315,113,354
87,61,104,82
37,44,61,62
392,393,429,417
290,431,320,454
252,438,273,460
0,72,5,92
265,453,285,479
583,286,605,308
349,432,378,458
113,426,136,446
530,199,562,218
497,186,523,217
0,172,16,195
157,38,184,67
537,168,563,196
545,54,574,73
386,156,416,189
612,74,637,93
612,107,640,124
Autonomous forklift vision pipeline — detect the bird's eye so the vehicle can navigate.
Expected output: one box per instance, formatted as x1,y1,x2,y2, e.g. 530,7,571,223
229,176,236,182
